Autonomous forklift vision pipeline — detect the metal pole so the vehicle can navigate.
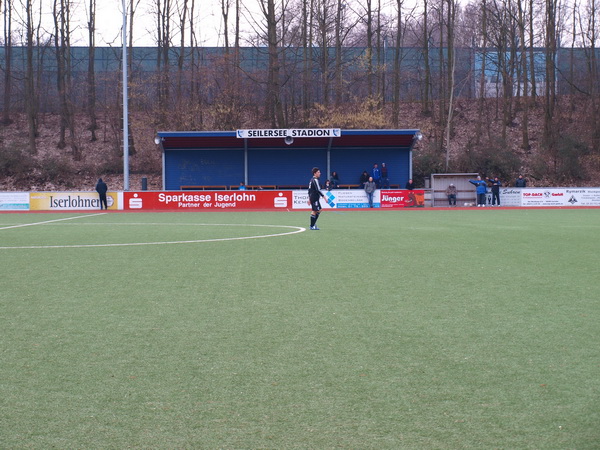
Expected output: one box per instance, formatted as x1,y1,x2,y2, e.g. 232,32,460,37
244,139,248,185
122,0,129,191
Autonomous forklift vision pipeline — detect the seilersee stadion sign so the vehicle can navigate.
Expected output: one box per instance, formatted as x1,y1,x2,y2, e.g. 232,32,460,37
237,128,341,138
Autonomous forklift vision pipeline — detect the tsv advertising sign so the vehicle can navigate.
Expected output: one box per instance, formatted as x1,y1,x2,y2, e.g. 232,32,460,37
123,191,292,211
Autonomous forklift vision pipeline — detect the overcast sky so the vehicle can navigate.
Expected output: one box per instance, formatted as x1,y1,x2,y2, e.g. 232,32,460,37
94,1,226,47
15,0,232,47
14,0,407,48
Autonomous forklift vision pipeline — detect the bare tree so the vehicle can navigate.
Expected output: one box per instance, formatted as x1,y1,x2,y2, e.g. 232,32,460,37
527,0,537,97
126,0,139,155
544,0,558,167
578,0,599,151
53,0,79,159
517,0,531,151
221,0,231,50
87,0,97,141
24,0,38,153
128,0,140,94
476,0,489,143
375,0,383,103
334,0,345,106
177,0,189,109
421,0,433,115
2,0,13,125
188,0,203,128
155,0,172,122
391,0,406,126
258,0,285,127
443,0,458,170
315,0,336,105
301,0,315,123
484,0,519,140
365,0,374,97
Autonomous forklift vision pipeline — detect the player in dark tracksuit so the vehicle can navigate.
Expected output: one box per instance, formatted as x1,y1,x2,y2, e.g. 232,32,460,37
95,178,108,210
487,176,501,206
308,167,326,230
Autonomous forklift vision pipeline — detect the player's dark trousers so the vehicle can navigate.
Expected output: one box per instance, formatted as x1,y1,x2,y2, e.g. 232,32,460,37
491,192,500,205
477,193,486,206
448,194,456,205
99,194,108,210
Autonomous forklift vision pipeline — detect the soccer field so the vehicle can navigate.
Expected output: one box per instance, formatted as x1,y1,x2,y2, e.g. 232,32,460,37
1,209,599,448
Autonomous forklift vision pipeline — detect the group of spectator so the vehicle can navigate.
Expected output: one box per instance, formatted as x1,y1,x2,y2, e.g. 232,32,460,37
359,163,389,191
445,174,527,207
323,164,417,208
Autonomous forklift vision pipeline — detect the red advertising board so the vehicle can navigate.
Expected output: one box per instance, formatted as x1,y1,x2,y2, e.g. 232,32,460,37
379,190,425,208
123,191,292,211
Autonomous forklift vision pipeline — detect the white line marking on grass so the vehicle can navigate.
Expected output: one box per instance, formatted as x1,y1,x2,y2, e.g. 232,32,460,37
0,213,107,230
0,223,306,249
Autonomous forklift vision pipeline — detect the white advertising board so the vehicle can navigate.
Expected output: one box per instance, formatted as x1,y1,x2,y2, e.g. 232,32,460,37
562,188,600,206
495,188,522,207
519,188,600,206
292,189,377,209
0,192,30,210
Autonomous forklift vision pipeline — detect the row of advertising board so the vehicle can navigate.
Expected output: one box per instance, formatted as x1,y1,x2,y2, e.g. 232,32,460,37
483,188,600,207
0,190,424,211
2,188,600,211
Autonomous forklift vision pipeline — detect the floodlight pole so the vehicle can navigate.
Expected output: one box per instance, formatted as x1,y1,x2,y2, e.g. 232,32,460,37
122,0,129,191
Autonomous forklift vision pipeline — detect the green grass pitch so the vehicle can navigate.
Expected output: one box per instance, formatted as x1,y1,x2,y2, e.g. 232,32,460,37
1,209,599,448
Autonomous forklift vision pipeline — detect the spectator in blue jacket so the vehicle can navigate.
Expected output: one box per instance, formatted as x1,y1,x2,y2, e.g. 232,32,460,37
372,164,382,188
469,176,488,207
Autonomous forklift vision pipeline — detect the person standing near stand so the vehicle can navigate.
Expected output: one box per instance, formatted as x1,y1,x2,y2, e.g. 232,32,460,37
359,170,370,189
364,176,377,208
488,176,502,206
380,163,390,189
308,167,326,230
469,176,488,207
515,175,527,187
95,178,108,210
329,171,340,189
372,164,382,188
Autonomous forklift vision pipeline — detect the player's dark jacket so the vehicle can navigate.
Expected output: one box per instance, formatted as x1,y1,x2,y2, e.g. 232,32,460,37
308,177,324,202
489,178,501,193
95,179,108,195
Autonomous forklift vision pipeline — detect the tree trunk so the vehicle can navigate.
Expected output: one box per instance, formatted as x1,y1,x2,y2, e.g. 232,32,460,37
334,0,343,106
422,0,432,115
391,0,403,126
2,0,13,125
517,0,530,152
444,0,456,171
54,0,67,150
476,0,488,145
25,0,37,154
544,0,558,171
87,0,97,141
528,0,537,97
262,0,285,127
366,0,374,98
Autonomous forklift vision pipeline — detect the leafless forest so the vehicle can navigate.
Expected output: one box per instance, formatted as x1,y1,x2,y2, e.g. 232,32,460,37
1,0,599,190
